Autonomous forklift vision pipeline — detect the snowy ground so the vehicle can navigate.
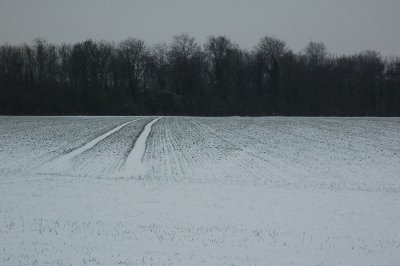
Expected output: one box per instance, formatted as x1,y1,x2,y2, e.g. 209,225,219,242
0,116,399,265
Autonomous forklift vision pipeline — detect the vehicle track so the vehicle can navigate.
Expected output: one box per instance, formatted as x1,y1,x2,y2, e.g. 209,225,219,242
117,117,162,178
37,118,145,176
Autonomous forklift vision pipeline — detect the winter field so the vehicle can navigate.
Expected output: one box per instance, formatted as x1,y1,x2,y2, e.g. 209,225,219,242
0,116,399,265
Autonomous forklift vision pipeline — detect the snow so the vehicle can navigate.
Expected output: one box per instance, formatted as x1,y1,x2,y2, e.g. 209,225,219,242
0,116,399,265
119,117,162,178
38,118,143,175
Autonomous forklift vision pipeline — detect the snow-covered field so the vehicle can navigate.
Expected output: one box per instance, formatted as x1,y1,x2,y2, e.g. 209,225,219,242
0,116,399,265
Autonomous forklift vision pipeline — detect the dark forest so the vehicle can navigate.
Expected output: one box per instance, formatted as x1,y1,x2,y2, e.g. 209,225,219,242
1,34,399,116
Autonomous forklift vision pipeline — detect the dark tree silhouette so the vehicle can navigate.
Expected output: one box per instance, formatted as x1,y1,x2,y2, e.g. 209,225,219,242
0,35,399,116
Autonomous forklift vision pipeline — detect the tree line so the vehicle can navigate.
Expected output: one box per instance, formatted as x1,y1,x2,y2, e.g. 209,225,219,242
0,34,399,116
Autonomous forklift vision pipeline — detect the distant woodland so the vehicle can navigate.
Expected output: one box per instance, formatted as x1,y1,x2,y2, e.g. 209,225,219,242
1,34,399,116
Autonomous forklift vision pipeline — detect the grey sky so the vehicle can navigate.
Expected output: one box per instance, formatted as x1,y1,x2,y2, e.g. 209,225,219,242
0,0,399,56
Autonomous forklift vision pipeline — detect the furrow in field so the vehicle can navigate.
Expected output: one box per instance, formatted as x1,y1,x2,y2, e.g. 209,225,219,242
38,119,141,173
144,117,400,191
143,117,245,183
0,117,136,176
194,117,400,191
143,117,188,181
38,118,153,178
151,117,288,185
193,117,323,186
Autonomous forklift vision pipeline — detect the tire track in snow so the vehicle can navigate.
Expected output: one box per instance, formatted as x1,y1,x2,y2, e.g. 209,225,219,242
118,117,162,178
38,118,142,173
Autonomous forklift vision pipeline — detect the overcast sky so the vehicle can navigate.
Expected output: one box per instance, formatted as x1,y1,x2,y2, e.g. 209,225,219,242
0,0,399,56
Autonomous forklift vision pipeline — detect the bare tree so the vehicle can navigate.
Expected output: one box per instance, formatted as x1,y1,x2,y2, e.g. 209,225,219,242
204,35,237,95
254,36,288,113
304,41,327,66
118,38,150,96
151,42,169,91
168,33,203,96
